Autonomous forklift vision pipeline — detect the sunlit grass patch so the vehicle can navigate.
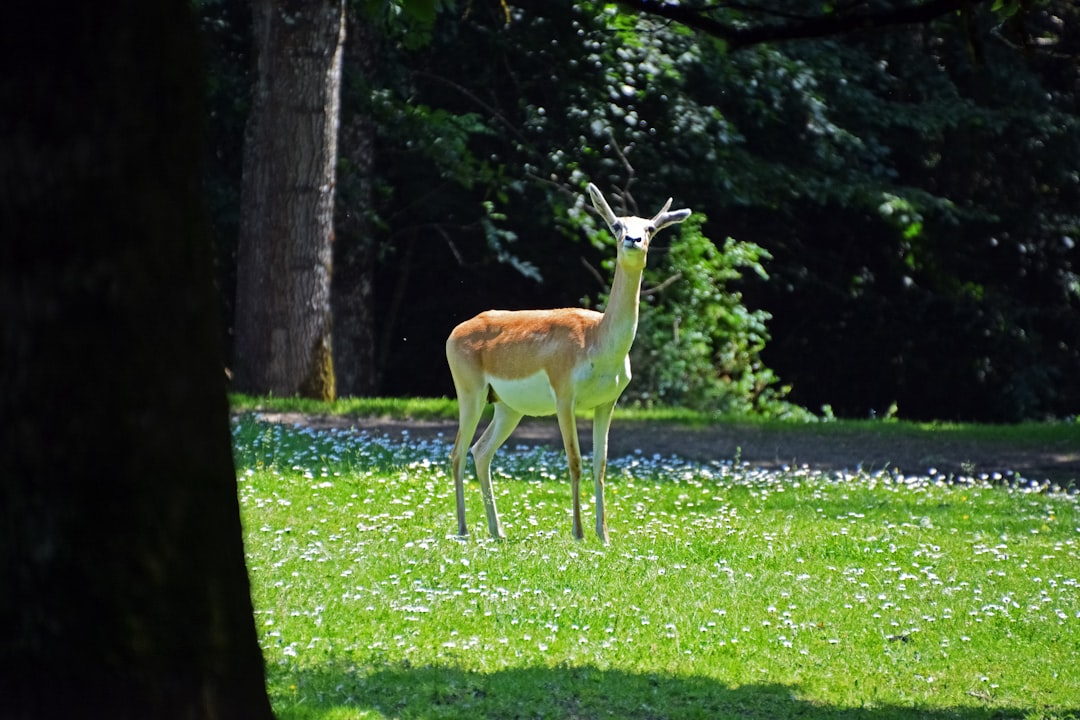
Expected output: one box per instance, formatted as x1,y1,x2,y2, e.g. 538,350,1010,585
234,416,1080,720
230,393,460,420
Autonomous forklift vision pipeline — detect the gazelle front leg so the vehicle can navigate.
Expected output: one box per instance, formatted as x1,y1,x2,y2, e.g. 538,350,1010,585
470,400,524,540
591,400,616,543
555,396,585,540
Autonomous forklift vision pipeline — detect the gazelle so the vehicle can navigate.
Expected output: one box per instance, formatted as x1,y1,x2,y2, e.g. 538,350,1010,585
446,183,691,542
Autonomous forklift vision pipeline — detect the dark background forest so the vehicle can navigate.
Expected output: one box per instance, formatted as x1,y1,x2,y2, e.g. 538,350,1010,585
201,0,1080,423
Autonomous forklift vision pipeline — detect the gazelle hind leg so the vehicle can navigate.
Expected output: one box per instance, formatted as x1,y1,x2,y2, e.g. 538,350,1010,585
471,401,524,539
450,387,485,537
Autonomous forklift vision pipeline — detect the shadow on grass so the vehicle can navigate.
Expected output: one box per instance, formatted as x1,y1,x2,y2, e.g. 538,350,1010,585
268,661,1071,720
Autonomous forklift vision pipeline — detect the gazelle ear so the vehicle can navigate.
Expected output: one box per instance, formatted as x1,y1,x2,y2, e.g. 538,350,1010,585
587,183,619,229
652,199,692,232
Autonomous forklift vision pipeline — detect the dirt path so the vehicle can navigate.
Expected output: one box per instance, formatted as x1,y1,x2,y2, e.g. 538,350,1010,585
257,412,1078,484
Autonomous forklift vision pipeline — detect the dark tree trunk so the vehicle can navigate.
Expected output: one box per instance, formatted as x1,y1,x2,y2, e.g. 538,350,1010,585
333,13,380,397
234,0,346,400
0,3,274,719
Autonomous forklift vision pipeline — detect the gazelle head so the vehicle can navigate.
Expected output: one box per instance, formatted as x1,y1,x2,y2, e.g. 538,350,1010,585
587,183,692,270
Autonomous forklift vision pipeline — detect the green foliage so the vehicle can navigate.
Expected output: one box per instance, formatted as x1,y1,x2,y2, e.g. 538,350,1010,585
235,418,1080,719
609,215,809,418
358,0,456,47
199,0,1080,418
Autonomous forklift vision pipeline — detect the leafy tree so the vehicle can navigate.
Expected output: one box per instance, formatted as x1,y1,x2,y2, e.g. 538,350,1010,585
736,3,1080,420
577,1,1080,420
202,0,1080,420
624,0,997,48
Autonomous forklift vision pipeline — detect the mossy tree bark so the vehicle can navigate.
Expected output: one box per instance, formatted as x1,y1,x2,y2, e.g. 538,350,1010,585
234,0,346,400
0,2,275,718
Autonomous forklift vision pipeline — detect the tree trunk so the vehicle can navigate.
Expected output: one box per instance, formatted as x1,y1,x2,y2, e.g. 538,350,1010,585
234,0,346,400
0,3,274,718
333,13,380,397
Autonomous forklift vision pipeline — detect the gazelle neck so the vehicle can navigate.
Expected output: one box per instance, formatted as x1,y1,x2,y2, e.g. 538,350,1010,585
597,260,644,360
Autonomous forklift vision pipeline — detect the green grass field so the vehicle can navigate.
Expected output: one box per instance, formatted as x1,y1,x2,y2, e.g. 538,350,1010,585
233,413,1079,719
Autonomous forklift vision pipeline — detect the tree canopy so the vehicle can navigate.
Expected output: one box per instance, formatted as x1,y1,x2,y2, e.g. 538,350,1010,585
203,0,1080,421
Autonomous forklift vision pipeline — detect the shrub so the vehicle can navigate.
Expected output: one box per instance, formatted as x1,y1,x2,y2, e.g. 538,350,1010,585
600,214,811,419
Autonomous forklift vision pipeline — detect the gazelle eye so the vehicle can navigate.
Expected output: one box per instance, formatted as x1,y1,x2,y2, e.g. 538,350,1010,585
647,224,656,234
612,221,623,233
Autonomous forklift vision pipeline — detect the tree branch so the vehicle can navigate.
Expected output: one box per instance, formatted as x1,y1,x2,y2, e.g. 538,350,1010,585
641,271,684,297
414,70,530,145
616,0,993,49
580,256,607,288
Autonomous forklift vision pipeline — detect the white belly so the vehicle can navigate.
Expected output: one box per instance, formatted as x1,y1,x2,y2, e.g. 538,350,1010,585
487,358,632,417
488,371,559,416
